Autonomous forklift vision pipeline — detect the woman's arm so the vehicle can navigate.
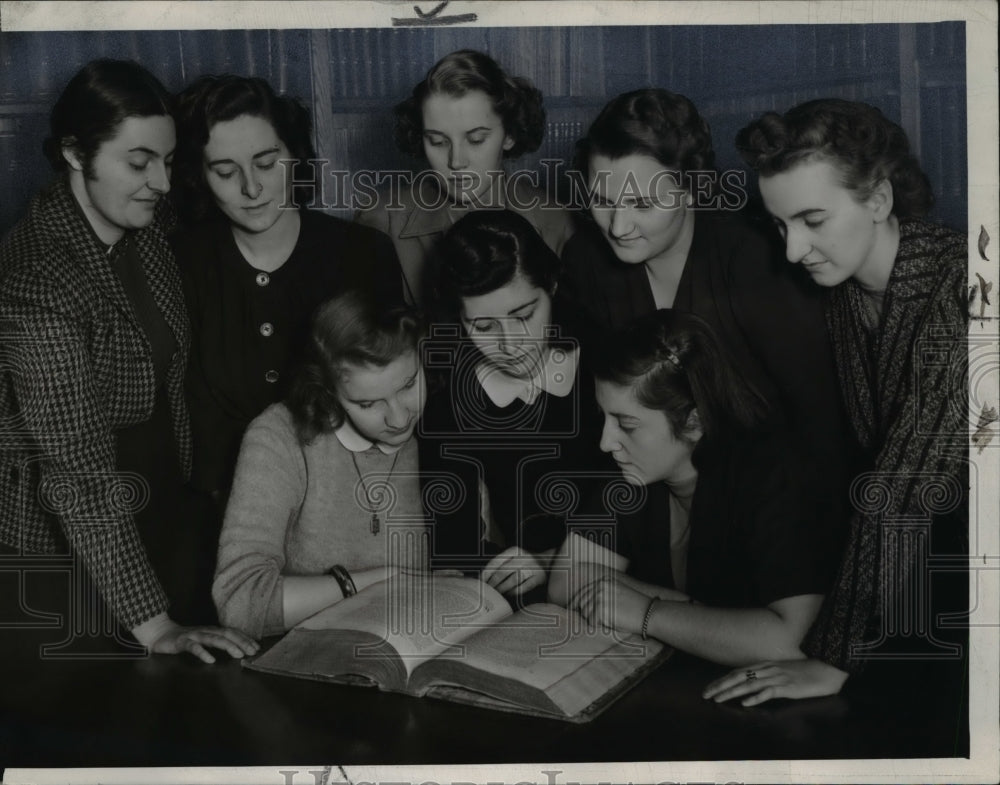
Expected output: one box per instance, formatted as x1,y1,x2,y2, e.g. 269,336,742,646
573,576,823,665
4,293,170,630
212,409,307,638
3,285,259,659
281,567,397,629
173,234,233,496
213,409,400,635
547,531,689,607
702,657,849,705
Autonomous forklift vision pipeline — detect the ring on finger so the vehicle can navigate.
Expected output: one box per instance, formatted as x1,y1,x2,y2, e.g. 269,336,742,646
745,669,758,682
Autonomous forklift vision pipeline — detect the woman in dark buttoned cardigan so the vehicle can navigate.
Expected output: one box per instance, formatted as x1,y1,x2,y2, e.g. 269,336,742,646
171,75,404,501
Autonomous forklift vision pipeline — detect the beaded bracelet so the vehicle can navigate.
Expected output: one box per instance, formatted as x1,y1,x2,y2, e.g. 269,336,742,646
640,597,658,640
327,564,357,598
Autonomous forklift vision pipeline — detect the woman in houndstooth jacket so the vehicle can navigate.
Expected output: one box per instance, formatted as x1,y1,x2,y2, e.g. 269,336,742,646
0,59,257,663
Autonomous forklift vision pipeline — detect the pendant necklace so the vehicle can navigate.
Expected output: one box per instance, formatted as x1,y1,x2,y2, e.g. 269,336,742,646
350,451,401,535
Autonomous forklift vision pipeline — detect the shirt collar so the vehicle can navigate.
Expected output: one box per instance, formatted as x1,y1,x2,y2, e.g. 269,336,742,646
333,418,405,454
475,345,579,408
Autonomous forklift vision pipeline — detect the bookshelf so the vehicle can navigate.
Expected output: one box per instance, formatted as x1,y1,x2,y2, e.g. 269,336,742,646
0,23,968,233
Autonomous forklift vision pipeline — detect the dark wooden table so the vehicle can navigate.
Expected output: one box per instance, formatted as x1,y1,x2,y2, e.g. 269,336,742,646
0,622,969,769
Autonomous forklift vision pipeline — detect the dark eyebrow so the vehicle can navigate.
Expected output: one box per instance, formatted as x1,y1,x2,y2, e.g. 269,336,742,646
463,296,539,323
790,208,825,220
599,408,639,424
423,126,492,135
206,146,281,167
128,146,166,157
507,297,539,316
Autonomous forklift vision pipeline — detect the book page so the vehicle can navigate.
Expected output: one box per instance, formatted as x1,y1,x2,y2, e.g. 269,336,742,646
455,604,654,689
296,573,512,675
411,603,665,718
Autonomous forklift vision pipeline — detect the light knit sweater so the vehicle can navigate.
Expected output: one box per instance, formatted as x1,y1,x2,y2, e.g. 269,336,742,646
212,403,426,637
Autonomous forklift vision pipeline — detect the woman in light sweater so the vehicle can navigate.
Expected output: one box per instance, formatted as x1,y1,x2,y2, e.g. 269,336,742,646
213,290,428,638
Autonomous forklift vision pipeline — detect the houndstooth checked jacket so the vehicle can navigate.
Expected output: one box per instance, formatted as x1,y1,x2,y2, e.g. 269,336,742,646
0,177,192,630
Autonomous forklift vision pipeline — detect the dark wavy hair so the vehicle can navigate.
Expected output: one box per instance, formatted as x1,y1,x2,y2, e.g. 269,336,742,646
43,59,172,177
590,310,768,442
394,49,545,160
286,290,425,444
172,75,316,223
435,209,561,322
735,98,933,218
575,88,715,190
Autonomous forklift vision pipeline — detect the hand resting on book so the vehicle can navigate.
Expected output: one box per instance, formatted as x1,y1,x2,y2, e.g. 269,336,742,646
482,546,548,597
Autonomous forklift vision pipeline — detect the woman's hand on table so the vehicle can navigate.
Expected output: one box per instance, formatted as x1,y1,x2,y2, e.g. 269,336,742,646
481,547,546,597
702,658,849,706
570,576,651,634
148,621,260,664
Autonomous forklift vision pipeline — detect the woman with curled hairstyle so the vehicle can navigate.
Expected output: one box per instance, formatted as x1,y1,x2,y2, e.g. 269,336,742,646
213,290,428,638
0,59,256,662
356,49,574,305
548,310,836,666
419,209,606,597
563,87,853,581
172,75,403,501
704,98,969,705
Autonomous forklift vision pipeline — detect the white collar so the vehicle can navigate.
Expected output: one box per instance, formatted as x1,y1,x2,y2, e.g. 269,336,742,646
334,418,406,455
475,345,579,408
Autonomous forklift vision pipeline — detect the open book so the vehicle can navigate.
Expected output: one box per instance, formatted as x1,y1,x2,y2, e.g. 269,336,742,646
245,574,670,722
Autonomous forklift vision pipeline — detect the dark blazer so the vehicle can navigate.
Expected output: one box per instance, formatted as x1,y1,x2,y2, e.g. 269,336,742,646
0,177,190,630
563,210,856,540
617,427,836,608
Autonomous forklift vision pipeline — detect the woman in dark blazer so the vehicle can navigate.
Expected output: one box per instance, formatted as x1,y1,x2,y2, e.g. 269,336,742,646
0,60,256,661
563,88,855,564
552,310,836,666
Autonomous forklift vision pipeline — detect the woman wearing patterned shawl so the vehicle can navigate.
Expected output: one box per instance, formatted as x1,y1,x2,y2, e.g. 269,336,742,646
705,99,968,704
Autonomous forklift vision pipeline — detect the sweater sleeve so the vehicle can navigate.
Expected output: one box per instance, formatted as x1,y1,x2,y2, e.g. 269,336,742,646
1,288,169,630
212,406,306,638
173,235,234,494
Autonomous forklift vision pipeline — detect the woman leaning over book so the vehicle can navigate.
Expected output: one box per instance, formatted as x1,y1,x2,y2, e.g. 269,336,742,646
704,99,969,704
171,75,403,502
550,310,838,666
0,59,256,662
419,209,610,595
355,49,574,306
562,89,853,553
213,290,428,639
